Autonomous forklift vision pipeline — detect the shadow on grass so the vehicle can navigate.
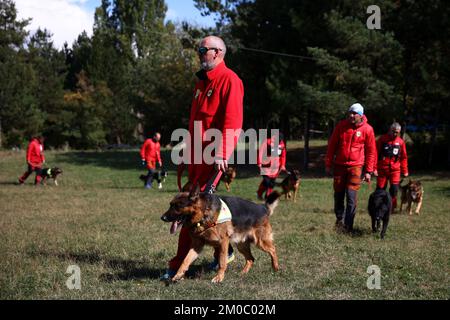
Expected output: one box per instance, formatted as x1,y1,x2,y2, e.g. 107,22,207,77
28,249,213,282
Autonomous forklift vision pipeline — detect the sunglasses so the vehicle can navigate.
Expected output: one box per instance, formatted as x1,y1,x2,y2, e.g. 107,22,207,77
198,47,223,55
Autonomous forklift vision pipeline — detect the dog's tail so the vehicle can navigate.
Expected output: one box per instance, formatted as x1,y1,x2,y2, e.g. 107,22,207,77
265,191,281,216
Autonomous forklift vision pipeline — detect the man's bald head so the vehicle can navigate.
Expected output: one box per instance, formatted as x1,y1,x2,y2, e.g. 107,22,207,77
198,35,227,70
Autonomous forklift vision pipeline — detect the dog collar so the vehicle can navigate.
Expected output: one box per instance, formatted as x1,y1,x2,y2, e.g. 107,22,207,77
194,198,232,234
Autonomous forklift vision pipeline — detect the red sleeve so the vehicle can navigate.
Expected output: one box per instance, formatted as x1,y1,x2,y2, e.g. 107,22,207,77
257,138,268,166
140,140,148,160
40,144,45,163
364,127,377,173
280,144,287,167
325,124,340,169
374,136,383,171
157,144,162,163
400,140,408,175
216,76,244,160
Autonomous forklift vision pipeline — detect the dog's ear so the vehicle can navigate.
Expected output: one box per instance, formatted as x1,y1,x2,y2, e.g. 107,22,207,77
189,184,200,201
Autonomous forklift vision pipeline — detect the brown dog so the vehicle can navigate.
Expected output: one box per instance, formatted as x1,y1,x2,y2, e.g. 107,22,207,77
400,179,424,215
221,166,237,192
161,186,281,283
279,170,301,201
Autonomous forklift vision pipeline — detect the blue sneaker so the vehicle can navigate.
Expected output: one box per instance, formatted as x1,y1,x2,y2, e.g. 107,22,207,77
145,183,152,189
160,269,176,281
208,252,235,271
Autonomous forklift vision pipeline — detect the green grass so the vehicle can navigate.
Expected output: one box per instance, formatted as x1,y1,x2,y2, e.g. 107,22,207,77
0,144,449,299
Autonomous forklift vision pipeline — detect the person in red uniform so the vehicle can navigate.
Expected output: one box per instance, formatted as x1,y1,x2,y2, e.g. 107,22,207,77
19,135,45,185
325,103,377,233
162,35,244,280
140,132,162,189
374,122,409,210
257,132,287,200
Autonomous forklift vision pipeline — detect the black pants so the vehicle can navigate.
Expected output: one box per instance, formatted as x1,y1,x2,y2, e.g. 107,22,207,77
144,169,155,186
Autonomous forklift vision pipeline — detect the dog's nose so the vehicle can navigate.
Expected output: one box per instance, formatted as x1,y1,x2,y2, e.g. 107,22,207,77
161,215,169,222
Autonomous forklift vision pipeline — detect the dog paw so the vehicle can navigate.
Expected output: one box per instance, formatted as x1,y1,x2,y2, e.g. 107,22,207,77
211,275,224,283
171,275,184,283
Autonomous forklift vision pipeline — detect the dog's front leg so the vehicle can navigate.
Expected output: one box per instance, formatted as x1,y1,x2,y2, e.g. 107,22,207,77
171,244,203,282
211,239,229,283
54,179,58,186
415,197,423,215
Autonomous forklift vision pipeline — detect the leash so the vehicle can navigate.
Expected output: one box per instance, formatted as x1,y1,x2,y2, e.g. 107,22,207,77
204,169,223,194
177,162,186,191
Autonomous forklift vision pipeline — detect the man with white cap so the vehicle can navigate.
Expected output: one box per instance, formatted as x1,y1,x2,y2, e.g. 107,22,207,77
325,103,377,233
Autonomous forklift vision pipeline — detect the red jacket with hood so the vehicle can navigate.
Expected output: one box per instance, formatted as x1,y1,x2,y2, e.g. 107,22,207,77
27,138,45,167
325,116,377,173
257,138,287,178
375,133,408,174
140,138,161,163
187,61,244,186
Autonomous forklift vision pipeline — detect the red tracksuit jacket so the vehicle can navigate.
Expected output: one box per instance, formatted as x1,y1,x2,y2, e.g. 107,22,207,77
375,134,408,174
140,139,161,167
257,138,286,178
326,115,377,173
187,61,244,186
26,138,45,167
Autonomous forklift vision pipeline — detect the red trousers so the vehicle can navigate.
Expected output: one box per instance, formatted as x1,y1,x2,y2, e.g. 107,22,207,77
376,169,401,189
19,164,43,184
376,169,401,208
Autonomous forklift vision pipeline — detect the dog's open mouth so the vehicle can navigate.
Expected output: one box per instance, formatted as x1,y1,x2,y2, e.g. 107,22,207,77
170,217,185,234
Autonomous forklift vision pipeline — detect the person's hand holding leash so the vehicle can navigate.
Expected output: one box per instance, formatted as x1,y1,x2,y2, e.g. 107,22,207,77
215,159,228,172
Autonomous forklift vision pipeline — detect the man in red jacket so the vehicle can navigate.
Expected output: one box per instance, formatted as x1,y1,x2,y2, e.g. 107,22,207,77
162,35,244,280
140,132,162,189
19,136,45,185
257,132,287,200
325,103,377,232
374,122,409,209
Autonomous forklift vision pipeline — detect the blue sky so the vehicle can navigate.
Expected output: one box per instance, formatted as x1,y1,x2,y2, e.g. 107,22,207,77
15,0,216,49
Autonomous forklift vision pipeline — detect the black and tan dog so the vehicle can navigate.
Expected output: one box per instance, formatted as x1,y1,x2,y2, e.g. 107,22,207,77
278,169,301,201
161,186,281,283
220,166,237,192
40,167,63,186
368,189,392,239
400,179,424,215
139,169,168,189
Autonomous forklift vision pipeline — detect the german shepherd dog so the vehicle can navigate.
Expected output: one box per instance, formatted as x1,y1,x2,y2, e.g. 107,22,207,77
139,169,168,189
279,169,301,201
400,179,424,215
368,189,392,239
220,166,237,192
161,186,281,283
40,167,63,186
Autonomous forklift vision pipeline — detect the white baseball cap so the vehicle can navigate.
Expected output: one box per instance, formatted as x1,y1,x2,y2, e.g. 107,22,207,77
348,103,364,115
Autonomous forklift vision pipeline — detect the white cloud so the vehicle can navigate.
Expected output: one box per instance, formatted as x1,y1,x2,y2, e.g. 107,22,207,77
15,0,95,49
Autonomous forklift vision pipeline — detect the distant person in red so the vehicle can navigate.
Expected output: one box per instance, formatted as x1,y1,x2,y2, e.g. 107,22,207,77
140,132,162,189
161,35,244,280
257,132,287,200
374,122,409,210
325,103,377,233
19,135,45,185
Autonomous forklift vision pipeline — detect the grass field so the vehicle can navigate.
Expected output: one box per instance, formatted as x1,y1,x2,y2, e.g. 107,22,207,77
1,142,449,300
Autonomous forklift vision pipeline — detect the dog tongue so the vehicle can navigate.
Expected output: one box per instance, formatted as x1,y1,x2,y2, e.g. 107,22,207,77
170,221,179,234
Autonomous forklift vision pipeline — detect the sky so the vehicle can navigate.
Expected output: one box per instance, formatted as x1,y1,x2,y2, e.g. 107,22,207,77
14,0,216,50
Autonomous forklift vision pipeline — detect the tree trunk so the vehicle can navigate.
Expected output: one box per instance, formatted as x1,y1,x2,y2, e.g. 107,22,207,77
303,109,311,172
